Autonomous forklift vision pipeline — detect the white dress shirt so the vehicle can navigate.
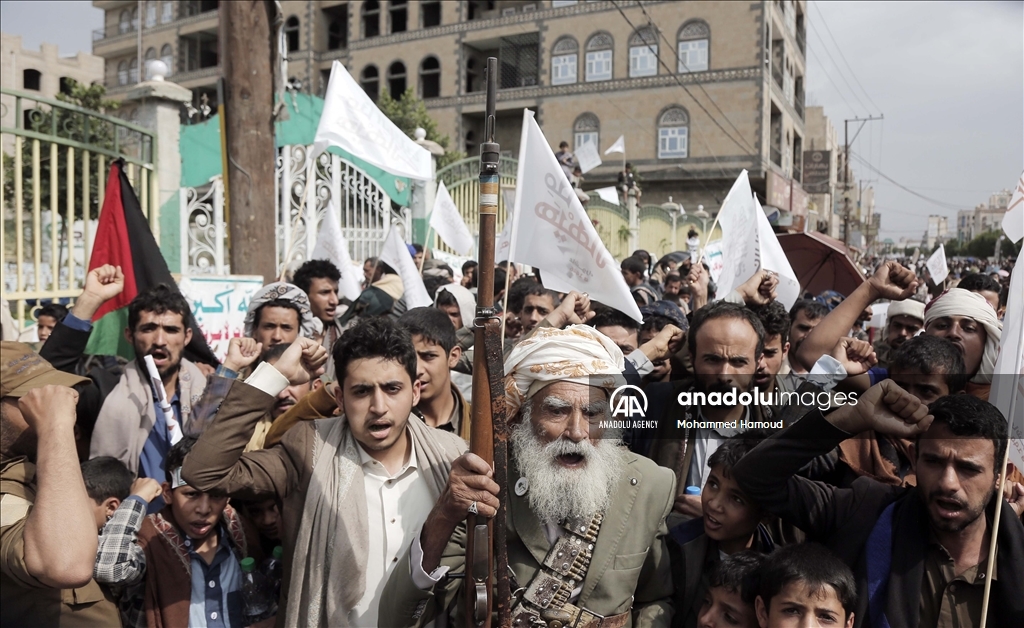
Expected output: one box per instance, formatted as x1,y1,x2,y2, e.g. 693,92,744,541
351,434,438,627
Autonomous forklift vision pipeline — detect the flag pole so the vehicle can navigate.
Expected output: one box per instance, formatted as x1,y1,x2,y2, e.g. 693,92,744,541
419,222,434,273
979,377,1019,627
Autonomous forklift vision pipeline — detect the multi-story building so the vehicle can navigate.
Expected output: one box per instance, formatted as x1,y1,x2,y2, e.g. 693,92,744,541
91,0,810,224
803,105,839,238
1,32,105,150
925,214,948,250
954,189,1011,242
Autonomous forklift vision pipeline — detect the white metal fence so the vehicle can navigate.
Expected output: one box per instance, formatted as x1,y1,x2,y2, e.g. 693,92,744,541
179,144,406,277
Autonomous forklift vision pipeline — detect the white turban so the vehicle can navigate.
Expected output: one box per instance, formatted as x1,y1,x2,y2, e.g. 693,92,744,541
924,288,1002,384
886,299,925,323
503,325,625,414
435,284,476,330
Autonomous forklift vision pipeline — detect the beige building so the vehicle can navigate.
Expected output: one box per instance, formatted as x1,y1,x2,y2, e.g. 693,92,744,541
91,0,810,224
1,32,105,150
803,105,839,238
956,189,1010,242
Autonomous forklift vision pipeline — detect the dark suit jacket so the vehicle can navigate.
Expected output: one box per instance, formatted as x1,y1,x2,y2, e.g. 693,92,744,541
733,410,1024,628
379,453,677,628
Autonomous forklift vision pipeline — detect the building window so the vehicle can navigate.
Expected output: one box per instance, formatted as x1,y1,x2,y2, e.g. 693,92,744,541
390,0,407,33
22,69,41,91
573,112,599,150
677,20,709,72
324,4,348,50
361,65,379,101
131,6,139,31
284,16,300,52
59,77,74,95
467,1,495,21
628,26,658,77
420,56,440,98
657,106,689,158
584,32,612,82
362,0,380,38
119,9,133,34
422,1,441,27
161,1,174,23
144,47,156,79
550,36,578,85
118,61,129,86
160,44,174,74
129,57,138,83
145,1,157,27
387,61,406,98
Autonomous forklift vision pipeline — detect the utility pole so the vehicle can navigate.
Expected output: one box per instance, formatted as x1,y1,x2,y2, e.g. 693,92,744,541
221,0,278,281
843,115,883,247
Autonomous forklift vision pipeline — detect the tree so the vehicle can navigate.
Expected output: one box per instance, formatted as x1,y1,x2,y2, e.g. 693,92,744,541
3,79,122,221
376,87,465,170
965,230,1022,259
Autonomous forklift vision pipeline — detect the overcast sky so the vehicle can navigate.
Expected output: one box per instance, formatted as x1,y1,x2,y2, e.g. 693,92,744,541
2,1,1021,242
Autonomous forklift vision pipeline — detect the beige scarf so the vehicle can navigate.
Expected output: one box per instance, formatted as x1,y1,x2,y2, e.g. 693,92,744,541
89,359,207,474
285,413,465,627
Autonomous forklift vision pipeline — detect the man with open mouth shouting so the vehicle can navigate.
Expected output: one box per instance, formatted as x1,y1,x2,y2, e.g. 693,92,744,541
181,318,466,627
381,325,676,628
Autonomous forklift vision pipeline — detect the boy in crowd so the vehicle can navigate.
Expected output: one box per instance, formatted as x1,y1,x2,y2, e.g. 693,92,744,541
35,302,68,345
398,307,471,441
754,543,856,628
96,436,256,628
87,458,164,628
670,432,774,628
695,551,764,628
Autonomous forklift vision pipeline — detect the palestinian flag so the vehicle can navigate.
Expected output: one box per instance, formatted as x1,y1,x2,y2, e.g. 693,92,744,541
85,159,218,365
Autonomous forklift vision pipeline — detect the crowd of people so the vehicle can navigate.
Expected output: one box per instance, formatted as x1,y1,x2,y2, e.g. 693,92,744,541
1,238,1021,628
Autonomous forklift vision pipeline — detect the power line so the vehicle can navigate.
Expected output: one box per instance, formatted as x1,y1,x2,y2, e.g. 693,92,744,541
849,152,967,211
810,1,884,114
806,21,870,116
608,0,763,173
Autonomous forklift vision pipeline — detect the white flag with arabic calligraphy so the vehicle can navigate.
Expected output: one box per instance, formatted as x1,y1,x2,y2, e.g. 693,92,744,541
509,110,641,321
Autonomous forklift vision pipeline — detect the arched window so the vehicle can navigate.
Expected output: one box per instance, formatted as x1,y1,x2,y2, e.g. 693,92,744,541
328,16,347,49
144,47,157,79
677,20,710,73
550,36,578,86
59,77,74,95
362,0,380,38
129,57,139,83
421,0,441,27
657,106,689,158
119,9,132,34
22,69,41,91
118,61,129,86
573,113,599,150
465,57,479,93
390,0,407,33
420,56,441,98
360,65,379,101
387,61,406,98
284,16,300,52
145,1,157,27
131,6,139,30
584,32,613,82
161,44,174,75
629,26,658,77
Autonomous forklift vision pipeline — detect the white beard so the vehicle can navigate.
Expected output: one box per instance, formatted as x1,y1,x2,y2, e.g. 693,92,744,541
510,418,627,525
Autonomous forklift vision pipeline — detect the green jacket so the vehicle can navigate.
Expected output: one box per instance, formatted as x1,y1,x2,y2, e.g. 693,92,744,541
379,452,677,627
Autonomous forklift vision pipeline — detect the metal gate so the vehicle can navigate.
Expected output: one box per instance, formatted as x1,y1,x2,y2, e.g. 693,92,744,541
433,155,517,255
1,87,156,331
179,144,404,276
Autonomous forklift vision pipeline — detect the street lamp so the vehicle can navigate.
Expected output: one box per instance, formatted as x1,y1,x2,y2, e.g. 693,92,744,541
692,204,712,239
661,196,684,251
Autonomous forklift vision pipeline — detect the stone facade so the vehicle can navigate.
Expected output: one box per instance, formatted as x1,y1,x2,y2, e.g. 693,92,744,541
91,0,810,220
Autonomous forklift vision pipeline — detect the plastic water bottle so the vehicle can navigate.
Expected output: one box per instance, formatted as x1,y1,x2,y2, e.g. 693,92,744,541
685,486,702,496
240,557,277,623
260,546,284,599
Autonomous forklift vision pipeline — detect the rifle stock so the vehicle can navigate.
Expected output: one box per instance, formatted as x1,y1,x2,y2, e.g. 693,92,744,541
465,56,511,628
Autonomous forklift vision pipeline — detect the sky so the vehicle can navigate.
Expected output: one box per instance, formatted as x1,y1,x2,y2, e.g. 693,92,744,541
2,1,1021,243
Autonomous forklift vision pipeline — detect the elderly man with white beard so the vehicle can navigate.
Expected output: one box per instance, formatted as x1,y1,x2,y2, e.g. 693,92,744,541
380,325,676,628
